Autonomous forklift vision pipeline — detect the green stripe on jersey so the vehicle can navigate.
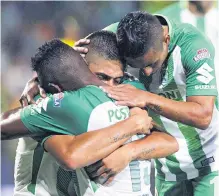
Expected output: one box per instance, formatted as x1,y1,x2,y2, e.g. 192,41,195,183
27,143,44,194
158,54,211,180
72,170,81,196
177,123,211,174
56,167,72,196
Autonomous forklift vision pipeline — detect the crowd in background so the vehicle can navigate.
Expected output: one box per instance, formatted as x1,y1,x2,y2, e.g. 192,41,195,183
1,1,218,194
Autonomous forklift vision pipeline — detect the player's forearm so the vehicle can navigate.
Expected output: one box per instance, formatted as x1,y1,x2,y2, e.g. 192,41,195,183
124,131,179,161
146,92,214,130
64,116,143,169
1,108,36,140
1,107,21,120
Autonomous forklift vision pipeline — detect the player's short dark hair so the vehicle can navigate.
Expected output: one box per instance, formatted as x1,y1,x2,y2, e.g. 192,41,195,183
117,11,163,58
31,39,90,93
81,30,126,70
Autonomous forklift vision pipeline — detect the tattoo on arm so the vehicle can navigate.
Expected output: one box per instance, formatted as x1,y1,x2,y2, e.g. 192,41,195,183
141,147,155,157
133,147,155,160
149,104,162,113
111,133,133,143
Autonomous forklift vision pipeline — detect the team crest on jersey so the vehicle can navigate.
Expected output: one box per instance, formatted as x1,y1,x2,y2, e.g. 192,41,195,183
53,92,64,107
193,48,210,62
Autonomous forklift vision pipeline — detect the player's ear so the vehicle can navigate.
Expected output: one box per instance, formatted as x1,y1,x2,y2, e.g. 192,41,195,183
163,34,170,46
48,83,62,93
162,34,170,52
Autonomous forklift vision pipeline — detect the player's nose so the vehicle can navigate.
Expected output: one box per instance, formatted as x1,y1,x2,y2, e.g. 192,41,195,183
143,67,153,76
107,79,115,86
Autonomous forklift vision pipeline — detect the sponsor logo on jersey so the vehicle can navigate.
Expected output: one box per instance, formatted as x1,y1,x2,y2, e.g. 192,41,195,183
158,89,181,100
201,156,215,167
53,92,64,107
195,85,216,90
193,48,210,62
196,63,214,84
108,106,129,122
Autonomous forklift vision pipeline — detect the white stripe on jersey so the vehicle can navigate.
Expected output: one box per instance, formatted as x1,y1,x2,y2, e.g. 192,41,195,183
159,157,176,181
14,138,76,196
194,105,219,173
172,46,186,101
159,46,200,180
160,116,199,180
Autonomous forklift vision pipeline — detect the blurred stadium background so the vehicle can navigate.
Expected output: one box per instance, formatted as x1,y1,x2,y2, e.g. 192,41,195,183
1,1,218,195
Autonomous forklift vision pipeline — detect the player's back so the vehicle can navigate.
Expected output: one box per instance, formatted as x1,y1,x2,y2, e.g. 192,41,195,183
20,83,152,196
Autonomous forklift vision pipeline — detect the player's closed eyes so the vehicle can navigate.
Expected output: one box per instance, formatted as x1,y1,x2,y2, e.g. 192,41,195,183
95,72,124,84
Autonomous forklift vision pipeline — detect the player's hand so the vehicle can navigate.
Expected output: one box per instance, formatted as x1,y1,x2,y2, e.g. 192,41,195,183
73,38,90,57
130,107,153,135
19,77,46,107
87,147,131,185
100,84,149,108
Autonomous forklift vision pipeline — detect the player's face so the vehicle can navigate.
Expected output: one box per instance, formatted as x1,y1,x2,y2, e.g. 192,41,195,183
125,49,167,76
88,59,124,86
124,30,170,76
125,36,169,77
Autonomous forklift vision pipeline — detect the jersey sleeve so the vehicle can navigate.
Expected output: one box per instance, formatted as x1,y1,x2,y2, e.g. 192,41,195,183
20,92,86,136
182,36,218,97
103,22,119,33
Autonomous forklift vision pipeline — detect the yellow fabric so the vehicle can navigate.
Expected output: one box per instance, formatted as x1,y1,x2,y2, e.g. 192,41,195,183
60,39,75,47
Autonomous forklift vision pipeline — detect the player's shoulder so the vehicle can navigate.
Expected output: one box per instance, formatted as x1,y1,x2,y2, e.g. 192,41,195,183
174,22,213,51
123,72,146,91
61,85,111,109
157,13,213,50
45,90,79,108
48,86,101,104
32,90,85,116
31,86,111,116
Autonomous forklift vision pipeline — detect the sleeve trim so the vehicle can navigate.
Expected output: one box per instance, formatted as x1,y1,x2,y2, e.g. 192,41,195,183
41,135,54,152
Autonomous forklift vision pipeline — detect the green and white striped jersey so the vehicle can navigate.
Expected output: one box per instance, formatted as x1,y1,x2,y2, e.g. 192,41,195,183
104,14,219,182
20,82,152,196
158,3,219,90
14,138,77,196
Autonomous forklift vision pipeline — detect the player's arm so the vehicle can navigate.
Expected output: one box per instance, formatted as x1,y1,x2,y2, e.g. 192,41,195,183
119,130,178,161
102,39,217,130
19,76,46,106
17,93,153,170
87,130,178,184
147,38,217,130
103,85,215,130
44,108,151,170
1,107,38,140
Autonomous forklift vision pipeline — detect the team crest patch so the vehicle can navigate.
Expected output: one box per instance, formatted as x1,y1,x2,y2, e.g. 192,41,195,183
193,48,210,62
53,92,64,107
